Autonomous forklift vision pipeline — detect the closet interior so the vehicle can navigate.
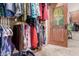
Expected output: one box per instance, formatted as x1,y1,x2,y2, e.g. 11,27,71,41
0,3,48,56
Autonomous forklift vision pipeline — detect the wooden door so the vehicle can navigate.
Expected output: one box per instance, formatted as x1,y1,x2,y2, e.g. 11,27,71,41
48,4,68,47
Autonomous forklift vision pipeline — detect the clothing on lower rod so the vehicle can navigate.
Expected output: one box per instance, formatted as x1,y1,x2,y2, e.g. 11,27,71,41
0,25,13,56
12,23,31,51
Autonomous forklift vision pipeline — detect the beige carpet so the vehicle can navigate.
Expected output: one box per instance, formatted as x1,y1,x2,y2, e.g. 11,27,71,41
35,44,79,56
35,32,79,56
68,31,79,47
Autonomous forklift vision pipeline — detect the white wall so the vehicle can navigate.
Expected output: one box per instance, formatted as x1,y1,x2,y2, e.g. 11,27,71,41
68,3,79,12
68,3,79,24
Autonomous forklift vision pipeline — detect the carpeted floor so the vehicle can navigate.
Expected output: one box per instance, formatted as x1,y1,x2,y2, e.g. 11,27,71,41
68,31,79,47
35,32,79,56
35,44,79,56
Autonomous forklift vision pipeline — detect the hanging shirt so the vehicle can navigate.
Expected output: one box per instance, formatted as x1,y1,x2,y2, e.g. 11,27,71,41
26,3,31,16
0,26,3,55
42,25,46,45
30,3,37,18
20,24,31,50
35,3,40,17
0,3,5,16
12,23,31,51
39,3,48,21
23,4,27,21
5,3,16,17
15,3,24,17
12,25,20,50
30,3,40,18
24,24,31,49
38,24,44,47
0,26,12,56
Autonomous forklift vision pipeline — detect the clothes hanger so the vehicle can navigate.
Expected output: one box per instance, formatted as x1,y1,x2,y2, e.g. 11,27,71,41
5,17,9,36
0,17,4,29
0,17,2,26
7,18,13,36
3,17,9,37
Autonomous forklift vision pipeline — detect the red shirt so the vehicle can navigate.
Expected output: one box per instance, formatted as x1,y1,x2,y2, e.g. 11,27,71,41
31,25,38,49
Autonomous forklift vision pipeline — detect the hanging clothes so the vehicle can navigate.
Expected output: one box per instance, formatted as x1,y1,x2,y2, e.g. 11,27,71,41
26,3,32,25
0,25,13,56
0,3,48,54
30,3,40,18
25,24,31,49
12,25,20,50
35,3,40,17
22,23,31,49
39,3,48,21
12,23,31,51
0,25,3,55
23,3,27,21
5,3,16,17
33,18,42,48
31,24,38,49
34,18,40,33
37,24,43,48
26,3,31,16
15,3,24,17
30,3,37,18
0,3,5,16
26,3,40,25
0,3,24,18
42,25,46,45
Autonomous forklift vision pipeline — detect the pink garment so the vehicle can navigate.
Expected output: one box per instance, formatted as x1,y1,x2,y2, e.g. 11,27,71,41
24,24,31,49
39,3,48,21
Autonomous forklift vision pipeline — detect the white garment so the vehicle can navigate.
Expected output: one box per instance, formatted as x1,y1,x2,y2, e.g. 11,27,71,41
23,24,31,49
15,3,23,17
6,3,15,13
26,3,31,16
35,3,40,16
